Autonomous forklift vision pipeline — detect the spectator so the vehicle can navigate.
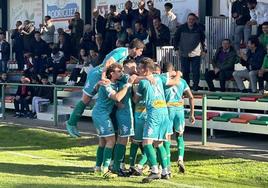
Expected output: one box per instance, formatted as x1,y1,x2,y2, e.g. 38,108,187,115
114,21,128,44
104,5,120,51
0,73,8,83
0,31,10,73
147,0,161,29
174,13,206,91
40,15,55,44
258,44,268,93
95,33,109,62
162,3,178,36
45,46,66,84
30,31,49,75
259,22,268,47
231,0,251,51
57,34,72,61
126,27,135,44
31,75,53,119
233,36,266,93
80,24,95,51
132,1,149,29
23,54,35,78
14,76,32,118
67,48,88,86
11,21,24,71
57,28,72,45
68,12,84,55
92,8,106,37
149,17,170,58
205,39,239,92
21,20,35,53
247,0,268,36
120,1,134,29
133,21,148,41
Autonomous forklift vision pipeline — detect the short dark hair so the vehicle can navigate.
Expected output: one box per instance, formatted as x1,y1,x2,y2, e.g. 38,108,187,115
139,57,155,71
41,74,48,80
45,15,51,20
188,13,198,19
222,38,231,43
247,0,257,4
129,38,145,49
123,59,136,66
262,22,268,26
163,63,174,72
35,31,41,35
248,36,259,47
0,31,5,36
153,17,161,22
106,63,123,79
164,3,173,9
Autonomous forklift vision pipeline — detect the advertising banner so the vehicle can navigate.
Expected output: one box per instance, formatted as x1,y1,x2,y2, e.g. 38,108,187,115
9,0,42,29
44,0,82,30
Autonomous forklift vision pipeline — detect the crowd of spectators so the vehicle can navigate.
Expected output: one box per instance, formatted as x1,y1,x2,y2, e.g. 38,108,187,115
0,0,267,118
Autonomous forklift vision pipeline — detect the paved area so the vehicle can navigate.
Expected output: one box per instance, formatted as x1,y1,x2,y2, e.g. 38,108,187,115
1,113,268,162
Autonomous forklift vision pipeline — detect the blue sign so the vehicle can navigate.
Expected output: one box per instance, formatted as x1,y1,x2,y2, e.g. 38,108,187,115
47,3,78,19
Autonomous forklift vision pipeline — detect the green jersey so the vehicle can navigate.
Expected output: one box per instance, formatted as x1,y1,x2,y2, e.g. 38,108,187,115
163,78,190,110
137,74,168,115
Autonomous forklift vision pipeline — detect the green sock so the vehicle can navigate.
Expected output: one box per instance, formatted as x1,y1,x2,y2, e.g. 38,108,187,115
177,136,185,161
129,143,139,167
164,141,171,167
156,145,168,169
96,146,104,167
103,147,113,169
67,100,86,127
113,144,126,172
138,144,148,166
143,144,157,166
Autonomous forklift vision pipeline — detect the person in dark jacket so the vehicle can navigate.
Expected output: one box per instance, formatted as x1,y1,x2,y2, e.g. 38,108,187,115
14,76,32,117
0,31,10,73
21,20,35,54
233,36,266,93
45,47,66,84
57,34,72,61
150,17,170,53
31,75,53,118
205,39,239,92
132,1,149,29
68,12,84,55
147,0,161,29
92,8,106,37
174,13,206,91
120,1,134,29
31,31,49,75
232,0,251,51
11,21,25,71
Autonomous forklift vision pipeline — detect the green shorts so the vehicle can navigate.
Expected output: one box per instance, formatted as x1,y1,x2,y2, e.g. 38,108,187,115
92,110,115,137
143,112,169,141
116,110,134,137
133,113,146,142
169,108,185,133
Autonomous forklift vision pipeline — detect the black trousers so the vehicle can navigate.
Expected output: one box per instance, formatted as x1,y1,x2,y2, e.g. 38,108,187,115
14,97,31,114
205,70,233,92
258,72,268,90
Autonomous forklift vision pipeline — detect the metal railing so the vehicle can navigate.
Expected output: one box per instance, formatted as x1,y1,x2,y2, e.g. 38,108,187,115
0,82,265,146
0,83,82,127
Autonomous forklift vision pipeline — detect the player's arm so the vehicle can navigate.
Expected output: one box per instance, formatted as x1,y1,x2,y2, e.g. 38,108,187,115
101,58,116,80
110,75,137,102
166,71,182,86
184,89,195,124
133,82,143,103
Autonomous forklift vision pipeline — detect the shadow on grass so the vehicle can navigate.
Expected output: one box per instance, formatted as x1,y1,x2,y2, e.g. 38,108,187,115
0,126,98,151
0,162,90,177
13,184,137,188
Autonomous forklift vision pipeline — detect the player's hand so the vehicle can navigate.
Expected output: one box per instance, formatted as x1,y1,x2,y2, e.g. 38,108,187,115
128,75,137,84
189,115,195,125
99,79,110,85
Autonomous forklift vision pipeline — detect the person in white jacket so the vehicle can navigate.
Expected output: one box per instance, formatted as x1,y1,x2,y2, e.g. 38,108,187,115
161,3,178,37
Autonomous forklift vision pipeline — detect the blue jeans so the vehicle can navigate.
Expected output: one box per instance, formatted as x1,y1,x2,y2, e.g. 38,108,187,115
180,56,201,91
0,60,7,73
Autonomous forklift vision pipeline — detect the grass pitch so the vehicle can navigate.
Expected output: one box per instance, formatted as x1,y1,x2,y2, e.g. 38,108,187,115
0,125,267,188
